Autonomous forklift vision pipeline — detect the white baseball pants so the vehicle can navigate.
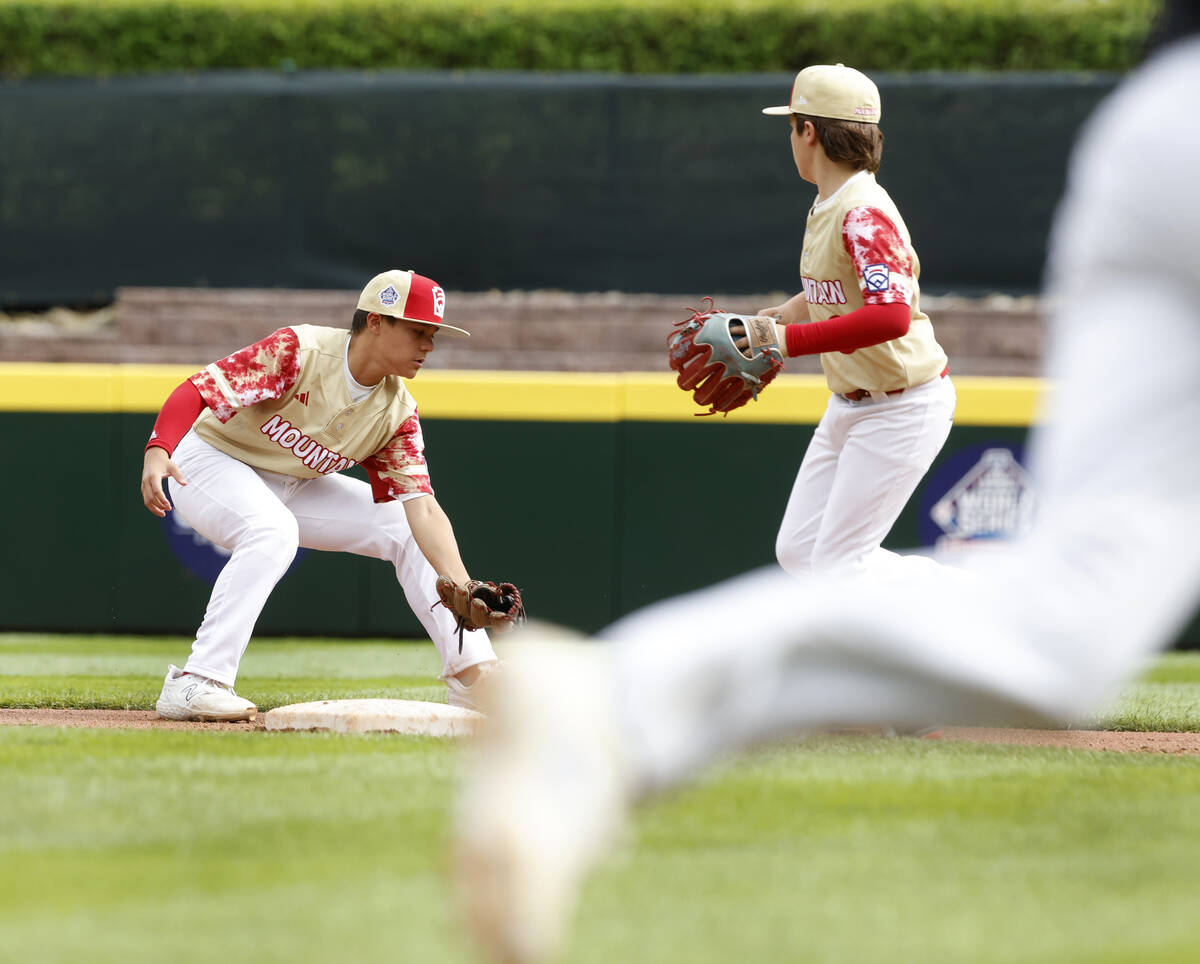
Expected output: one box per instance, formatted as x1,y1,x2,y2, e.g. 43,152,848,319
775,373,957,575
168,430,497,686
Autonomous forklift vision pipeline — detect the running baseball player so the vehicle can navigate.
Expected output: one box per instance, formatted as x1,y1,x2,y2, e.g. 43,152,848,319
744,64,955,577
139,269,506,721
454,18,1200,961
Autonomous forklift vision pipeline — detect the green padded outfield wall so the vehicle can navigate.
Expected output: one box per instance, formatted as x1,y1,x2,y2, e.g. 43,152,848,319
0,71,1116,307
2,364,1195,647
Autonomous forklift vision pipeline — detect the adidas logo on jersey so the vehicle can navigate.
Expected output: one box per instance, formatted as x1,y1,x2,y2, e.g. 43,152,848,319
294,391,310,406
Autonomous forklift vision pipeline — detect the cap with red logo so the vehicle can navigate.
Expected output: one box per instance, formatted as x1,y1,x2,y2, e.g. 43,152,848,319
357,269,469,337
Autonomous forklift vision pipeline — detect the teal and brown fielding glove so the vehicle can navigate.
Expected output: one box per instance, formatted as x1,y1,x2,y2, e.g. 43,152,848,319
668,299,784,416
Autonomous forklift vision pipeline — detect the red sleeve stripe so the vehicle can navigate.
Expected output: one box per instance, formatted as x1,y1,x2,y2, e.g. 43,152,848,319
784,302,911,356
145,379,206,456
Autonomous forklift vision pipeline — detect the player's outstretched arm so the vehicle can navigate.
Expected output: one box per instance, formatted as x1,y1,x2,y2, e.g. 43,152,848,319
407,494,527,640
140,446,188,517
403,494,471,585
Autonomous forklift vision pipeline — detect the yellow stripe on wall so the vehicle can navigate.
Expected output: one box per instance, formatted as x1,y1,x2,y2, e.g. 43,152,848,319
409,371,626,422
0,363,126,412
0,363,1047,426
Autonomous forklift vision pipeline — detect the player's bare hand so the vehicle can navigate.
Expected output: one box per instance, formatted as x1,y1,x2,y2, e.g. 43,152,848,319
141,446,187,517
758,302,797,322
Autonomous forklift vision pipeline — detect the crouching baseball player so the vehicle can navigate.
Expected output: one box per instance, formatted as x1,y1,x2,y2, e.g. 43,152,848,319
139,269,509,721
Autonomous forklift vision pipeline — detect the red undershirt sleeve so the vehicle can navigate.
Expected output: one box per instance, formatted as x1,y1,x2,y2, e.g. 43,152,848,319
783,302,911,356
784,203,917,356
145,379,206,456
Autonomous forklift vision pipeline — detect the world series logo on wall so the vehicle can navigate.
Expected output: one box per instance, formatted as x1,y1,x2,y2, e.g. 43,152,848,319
921,445,1036,551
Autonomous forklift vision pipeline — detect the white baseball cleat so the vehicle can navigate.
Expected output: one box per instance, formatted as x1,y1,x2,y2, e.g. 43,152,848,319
453,626,630,964
155,665,257,722
445,659,502,713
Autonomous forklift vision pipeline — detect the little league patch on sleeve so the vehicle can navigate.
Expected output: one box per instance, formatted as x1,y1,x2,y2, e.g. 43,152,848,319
863,263,890,293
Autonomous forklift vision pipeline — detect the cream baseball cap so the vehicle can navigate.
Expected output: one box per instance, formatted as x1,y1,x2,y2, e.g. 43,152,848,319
762,63,881,124
357,269,470,337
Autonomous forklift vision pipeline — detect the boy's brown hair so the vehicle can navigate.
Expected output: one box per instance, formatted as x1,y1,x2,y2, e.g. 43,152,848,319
350,308,401,334
793,112,884,174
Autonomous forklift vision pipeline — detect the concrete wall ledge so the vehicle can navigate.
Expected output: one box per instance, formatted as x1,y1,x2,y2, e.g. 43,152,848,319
0,287,1046,376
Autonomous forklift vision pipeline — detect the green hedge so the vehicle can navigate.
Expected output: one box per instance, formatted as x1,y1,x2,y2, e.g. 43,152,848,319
0,0,1161,77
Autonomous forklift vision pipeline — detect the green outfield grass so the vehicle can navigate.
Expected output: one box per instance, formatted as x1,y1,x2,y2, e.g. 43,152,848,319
0,634,449,709
4,634,1200,729
2,635,1200,963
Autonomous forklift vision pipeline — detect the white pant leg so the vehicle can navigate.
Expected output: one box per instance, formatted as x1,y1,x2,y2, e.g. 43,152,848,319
601,306,1200,793
281,472,498,677
775,402,842,576
811,376,955,572
778,376,955,575
170,431,300,686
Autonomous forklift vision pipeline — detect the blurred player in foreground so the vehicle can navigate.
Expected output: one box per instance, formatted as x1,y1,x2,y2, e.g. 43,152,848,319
140,269,501,721
453,8,1200,961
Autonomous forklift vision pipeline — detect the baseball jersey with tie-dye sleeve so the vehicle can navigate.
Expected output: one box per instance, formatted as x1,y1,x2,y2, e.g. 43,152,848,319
799,170,947,395
190,324,433,501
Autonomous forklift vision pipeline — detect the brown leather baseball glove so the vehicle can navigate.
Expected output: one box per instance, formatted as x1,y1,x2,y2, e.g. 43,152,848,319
436,576,527,652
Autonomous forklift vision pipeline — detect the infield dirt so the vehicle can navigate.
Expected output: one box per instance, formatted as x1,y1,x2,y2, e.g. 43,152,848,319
3,709,1200,753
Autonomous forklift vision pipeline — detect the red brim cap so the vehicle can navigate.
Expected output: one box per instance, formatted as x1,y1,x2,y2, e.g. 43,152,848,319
358,269,471,337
